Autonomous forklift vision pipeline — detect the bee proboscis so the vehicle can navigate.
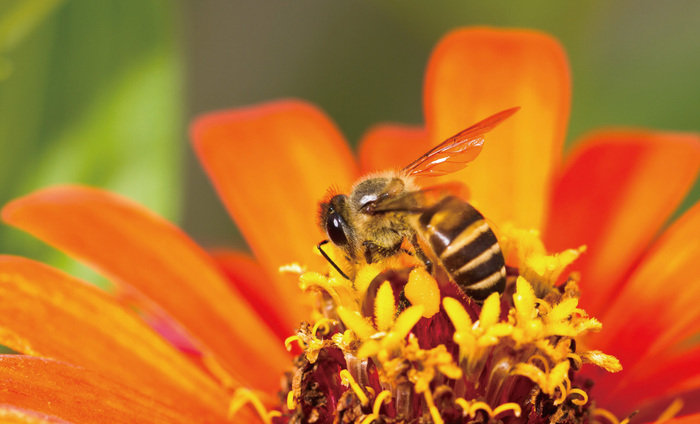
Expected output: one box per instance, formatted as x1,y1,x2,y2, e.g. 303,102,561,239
317,107,519,301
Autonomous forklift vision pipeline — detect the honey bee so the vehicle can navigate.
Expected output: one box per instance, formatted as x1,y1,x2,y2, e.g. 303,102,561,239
317,107,519,301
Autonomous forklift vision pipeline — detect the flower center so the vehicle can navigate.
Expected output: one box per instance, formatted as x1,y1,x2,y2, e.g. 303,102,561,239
252,225,626,424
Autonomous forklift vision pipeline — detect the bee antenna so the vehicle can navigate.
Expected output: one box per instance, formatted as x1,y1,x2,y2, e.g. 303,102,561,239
317,240,350,280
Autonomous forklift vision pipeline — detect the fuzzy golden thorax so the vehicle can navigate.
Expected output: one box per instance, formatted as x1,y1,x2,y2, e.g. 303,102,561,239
318,171,421,267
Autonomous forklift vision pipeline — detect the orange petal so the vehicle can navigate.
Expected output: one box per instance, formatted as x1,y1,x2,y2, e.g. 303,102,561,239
191,99,359,323
0,355,195,424
0,406,73,424
590,348,700,418
209,249,297,340
2,186,288,393
590,200,700,355
662,414,700,424
584,202,700,413
424,28,571,229
544,131,700,316
358,124,430,174
423,27,570,230
0,255,227,417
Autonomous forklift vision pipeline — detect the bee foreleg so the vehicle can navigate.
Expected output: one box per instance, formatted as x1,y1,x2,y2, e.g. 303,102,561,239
411,234,433,274
363,239,403,265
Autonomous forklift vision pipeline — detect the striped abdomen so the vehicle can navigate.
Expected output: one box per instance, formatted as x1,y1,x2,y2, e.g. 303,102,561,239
417,196,506,301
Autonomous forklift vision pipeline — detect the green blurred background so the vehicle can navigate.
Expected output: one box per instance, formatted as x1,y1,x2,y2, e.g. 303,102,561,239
1,0,699,283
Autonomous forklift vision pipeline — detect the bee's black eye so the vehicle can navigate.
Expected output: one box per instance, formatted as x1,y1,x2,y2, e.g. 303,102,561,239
326,211,349,246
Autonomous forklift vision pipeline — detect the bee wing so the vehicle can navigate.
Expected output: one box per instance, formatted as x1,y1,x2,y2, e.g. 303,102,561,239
403,107,520,177
370,182,469,213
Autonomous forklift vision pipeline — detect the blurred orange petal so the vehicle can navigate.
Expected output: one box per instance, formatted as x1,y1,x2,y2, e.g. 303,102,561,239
587,201,700,373
662,414,700,424
0,406,73,424
210,250,295,340
1,186,287,393
192,99,359,323
0,356,196,424
544,131,700,316
591,348,700,418
0,255,227,417
424,27,570,230
358,124,429,174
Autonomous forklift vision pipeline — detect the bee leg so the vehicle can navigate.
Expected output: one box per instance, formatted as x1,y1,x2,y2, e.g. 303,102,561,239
396,288,412,315
363,240,381,264
411,234,433,274
363,240,403,265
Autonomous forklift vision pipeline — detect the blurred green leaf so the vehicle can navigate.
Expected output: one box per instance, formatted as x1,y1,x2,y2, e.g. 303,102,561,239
0,0,183,287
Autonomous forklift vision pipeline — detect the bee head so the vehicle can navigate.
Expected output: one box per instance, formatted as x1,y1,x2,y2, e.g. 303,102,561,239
318,193,354,253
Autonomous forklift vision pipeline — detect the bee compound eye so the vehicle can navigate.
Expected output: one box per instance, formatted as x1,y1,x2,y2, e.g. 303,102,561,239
326,212,349,247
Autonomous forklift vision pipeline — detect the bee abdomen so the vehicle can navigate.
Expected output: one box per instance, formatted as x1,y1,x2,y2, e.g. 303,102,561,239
418,196,505,301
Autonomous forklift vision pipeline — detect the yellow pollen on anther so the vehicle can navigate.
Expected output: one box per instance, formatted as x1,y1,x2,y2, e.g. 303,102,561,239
337,307,376,340
339,369,369,406
228,388,277,424
404,266,440,317
478,292,501,329
581,350,623,373
375,281,396,332
286,390,297,410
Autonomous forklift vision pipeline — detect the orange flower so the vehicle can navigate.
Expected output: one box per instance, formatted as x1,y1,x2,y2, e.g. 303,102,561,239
0,27,698,424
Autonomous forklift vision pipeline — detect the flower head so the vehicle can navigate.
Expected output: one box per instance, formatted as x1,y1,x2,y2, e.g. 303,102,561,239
0,27,698,424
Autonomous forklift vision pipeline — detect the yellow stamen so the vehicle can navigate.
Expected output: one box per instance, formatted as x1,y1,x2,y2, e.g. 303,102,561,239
492,402,522,418
547,297,579,323
514,277,537,323
375,281,396,332
567,352,583,369
373,390,392,414
337,307,376,340
286,390,297,410
390,305,425,341
201,354,237,389
228,388,276,424
593,408,622,424
468,401,493,418
553,382,568,405
365,386,375,397
312,318,336,337
656,398,683,422
284,335,303,351
455,398,471,416
422,389,444,424
581,350,623,373
442,297,473,333
339,369,369,406
528,354,550,374
478,292,501,329
404,267,440,317
567,388,588,406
